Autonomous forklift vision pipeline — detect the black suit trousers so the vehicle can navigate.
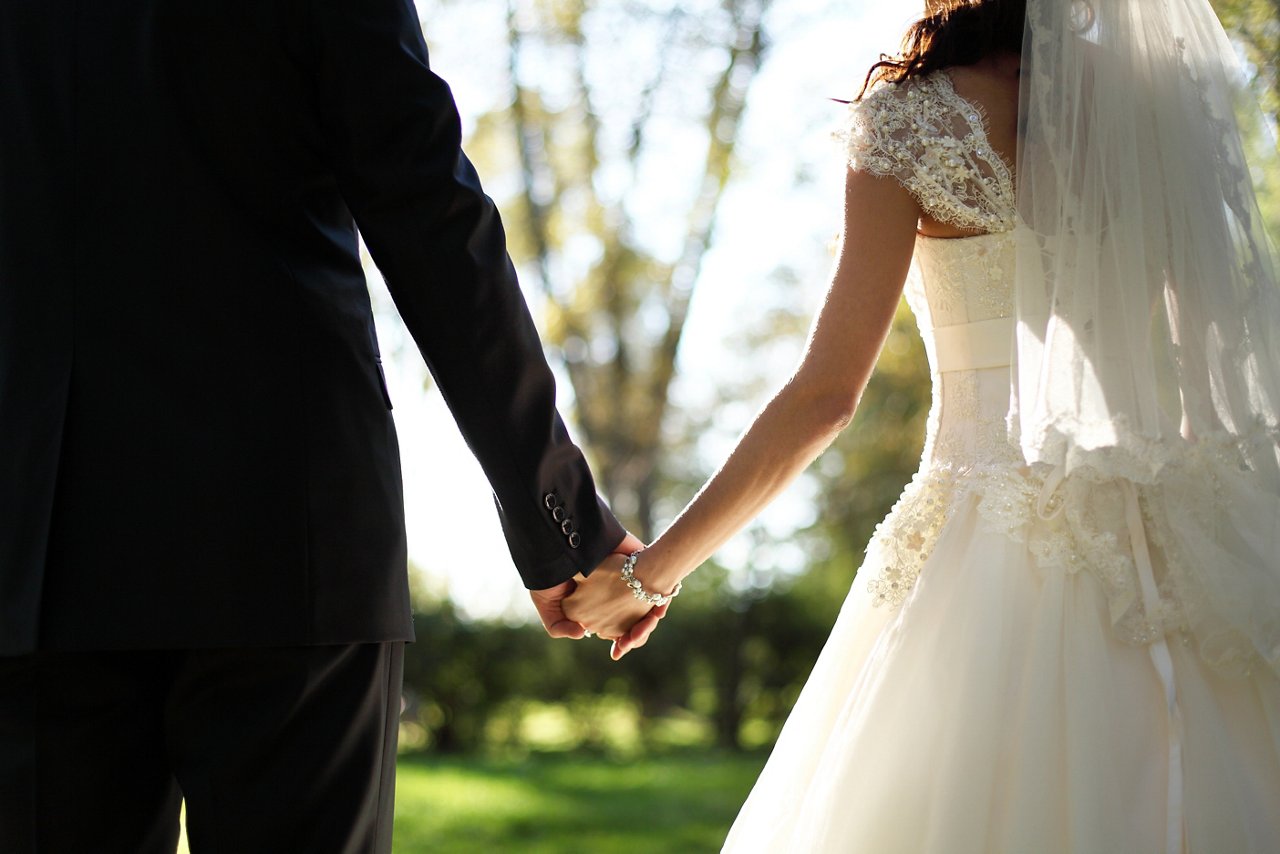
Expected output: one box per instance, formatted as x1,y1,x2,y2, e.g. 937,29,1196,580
0,643,404,854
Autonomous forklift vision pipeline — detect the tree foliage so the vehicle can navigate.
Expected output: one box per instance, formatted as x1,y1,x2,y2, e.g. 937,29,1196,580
471,0,773,538
1213,0,1280,121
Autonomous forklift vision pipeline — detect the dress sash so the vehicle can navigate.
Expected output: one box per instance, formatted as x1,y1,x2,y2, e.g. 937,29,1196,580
931,316,1014,374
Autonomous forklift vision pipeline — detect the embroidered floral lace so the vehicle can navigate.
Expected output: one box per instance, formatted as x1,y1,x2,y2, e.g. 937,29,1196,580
839,72,1016,234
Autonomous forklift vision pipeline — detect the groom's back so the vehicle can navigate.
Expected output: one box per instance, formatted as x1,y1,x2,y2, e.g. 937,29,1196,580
0,1,414,654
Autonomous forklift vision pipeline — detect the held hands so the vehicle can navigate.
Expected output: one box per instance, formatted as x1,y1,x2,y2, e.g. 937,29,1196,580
563,554,669,661
526,531,669,660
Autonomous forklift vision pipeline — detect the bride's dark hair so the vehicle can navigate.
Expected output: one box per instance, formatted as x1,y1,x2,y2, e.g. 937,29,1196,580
856,0,1027,100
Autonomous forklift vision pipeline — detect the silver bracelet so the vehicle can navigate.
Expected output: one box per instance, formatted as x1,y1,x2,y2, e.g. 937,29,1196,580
620,550,681,607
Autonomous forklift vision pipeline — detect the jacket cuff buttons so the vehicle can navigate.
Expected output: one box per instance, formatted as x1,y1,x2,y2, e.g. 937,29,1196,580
542,491,581,550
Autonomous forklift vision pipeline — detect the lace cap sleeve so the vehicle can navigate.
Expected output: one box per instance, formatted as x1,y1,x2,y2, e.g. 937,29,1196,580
837,73,1016,234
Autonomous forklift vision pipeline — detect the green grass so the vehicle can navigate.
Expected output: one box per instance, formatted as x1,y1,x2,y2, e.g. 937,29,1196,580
175,751,766,853
390,752,767,853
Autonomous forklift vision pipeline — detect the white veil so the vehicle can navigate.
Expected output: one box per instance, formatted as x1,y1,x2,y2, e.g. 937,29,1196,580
1013,0,1280,673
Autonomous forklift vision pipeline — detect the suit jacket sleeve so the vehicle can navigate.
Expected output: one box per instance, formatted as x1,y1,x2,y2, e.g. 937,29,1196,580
304,0,625,589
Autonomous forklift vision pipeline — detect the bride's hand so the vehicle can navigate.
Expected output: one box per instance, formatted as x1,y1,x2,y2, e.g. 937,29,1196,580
563,555,669,659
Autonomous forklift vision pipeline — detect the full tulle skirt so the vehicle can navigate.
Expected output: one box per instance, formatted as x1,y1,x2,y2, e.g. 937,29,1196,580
722,490,1280,853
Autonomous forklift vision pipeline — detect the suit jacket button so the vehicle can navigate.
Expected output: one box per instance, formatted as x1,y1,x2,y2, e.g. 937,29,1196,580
551,506,567,523
567,532,582,549
543,492,558,510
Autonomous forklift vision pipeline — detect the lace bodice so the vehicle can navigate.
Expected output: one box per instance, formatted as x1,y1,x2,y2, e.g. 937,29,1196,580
843,71,1021,473
907,234,1019,472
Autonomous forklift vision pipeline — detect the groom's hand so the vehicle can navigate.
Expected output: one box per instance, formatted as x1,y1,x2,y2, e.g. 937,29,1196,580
528,580,587,639
613,530,645,558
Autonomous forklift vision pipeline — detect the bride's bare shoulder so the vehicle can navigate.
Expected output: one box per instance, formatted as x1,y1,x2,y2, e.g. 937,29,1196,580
942,56,1020,165
943,53,1021,106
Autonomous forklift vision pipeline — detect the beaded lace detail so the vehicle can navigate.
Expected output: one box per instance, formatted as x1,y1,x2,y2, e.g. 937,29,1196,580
865,464,1187,639
862,433,1280,675
839,72,1016,234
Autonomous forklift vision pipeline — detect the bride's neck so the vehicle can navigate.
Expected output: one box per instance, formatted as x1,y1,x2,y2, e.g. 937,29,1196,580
978,51,1022,80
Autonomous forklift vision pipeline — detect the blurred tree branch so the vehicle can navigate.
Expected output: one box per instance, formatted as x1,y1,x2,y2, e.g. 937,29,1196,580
498,0,773,538
1213,0,1280,122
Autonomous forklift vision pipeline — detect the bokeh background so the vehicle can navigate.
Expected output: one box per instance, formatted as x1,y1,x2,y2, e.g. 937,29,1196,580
181,0,1278,850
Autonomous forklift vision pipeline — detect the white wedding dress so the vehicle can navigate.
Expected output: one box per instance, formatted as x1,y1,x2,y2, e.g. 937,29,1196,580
722,71,1280,853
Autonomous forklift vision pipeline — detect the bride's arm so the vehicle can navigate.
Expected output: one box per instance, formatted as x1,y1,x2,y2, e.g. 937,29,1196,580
564,167,921,643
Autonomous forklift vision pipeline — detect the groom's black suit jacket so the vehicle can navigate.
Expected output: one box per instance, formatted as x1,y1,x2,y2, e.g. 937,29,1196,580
0,0,625,655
